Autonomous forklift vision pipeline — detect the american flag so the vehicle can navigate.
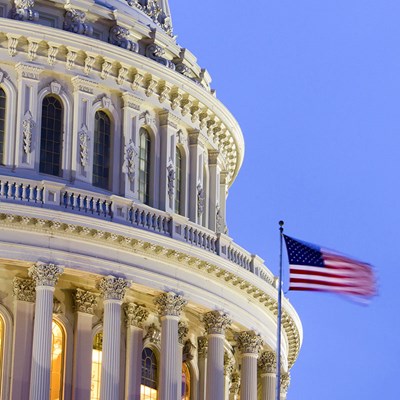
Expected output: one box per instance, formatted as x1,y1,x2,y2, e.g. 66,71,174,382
283,235,376,300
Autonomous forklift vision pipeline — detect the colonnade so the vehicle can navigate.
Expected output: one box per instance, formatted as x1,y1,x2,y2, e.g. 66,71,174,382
9,262,290,400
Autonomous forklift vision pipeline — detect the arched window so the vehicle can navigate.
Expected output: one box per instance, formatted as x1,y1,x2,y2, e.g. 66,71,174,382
0,88,5,164
50,320,65,400
175,147,183,215
93,111,111,190
141,347,158,400
138,128,151,204
181,363,191,400
91,331,103,400
40,96,63,176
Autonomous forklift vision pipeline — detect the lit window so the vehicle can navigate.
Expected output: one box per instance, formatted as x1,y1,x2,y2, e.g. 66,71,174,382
91,331,103,400
175,147,183,215
181,363,191,400
93,111,111,190
141,348,158,400
138,128,151,205
40,96,63,176
50,320,64,400
0,88,5,164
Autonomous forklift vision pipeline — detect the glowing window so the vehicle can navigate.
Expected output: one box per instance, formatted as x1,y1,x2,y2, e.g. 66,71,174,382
0,88,5,164
138,128,151,205
141,347,158,400
50,320,64,400
91,331,103,400
181,363,190,400
175,147,183,215
93,111,111,190
40,96,63,176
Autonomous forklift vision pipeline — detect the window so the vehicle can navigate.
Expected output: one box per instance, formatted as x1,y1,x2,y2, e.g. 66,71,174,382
93,111,111,190
181,363,190,400
175,147,183,215
40,96,63,176
50,320,65,400
141,348,158,400
0,88,5,164
138,128,151,204
91,331,103,400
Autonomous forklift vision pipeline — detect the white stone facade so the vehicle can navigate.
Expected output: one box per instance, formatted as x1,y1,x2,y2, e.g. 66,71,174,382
0,1,302,399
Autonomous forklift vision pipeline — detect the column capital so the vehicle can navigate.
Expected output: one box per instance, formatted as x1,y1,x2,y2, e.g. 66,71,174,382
281,372,291,394
13,277,36,302
236,331,263,354
154,291,187,317
98,275,130,301
203,310,231,335
73,288,98,314
28,262,63,287
124,303,149,328
198,336,208,358
258,351,277,374
178,321,189,345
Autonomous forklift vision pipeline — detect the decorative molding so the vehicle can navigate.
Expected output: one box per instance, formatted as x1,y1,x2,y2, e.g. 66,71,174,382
71,76,98,94
84,54,96,76
47,44,59,66
109,25,138,52
197,183,204,216
78,124,90,166
122,92,142,110
22,111,35,154
27,39,39,61
131,73,144,91
28,262,63,287
15,63,43,80
123,140,138,182
66,48,78,70
167,161,175,202
145,78,158,97
144,323,161,344
216,205,223,234
101,60,113,80
101,95,113,109
281,372,291,393
258,351,277,374
159,85,171,103
171,92,183,111
145,44,175,70
117,65,130,86
139,110,156,127
197,336,208,358
176,130,187,146
203,310,231,335
154,291,187,317
98,275,130,301
181,99,192,116
230,371,240,395
74,288,98,314
124,303,149,328
13,277,36,302
224,352,235,376
50,81,62,95
63,9,93,36
178,321,188,345
7,34,20,57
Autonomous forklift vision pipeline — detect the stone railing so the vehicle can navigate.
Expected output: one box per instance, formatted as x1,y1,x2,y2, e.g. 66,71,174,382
0,176,274,284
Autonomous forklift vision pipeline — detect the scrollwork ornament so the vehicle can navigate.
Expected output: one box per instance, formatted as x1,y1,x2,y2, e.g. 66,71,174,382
258,351,277,374
28,262,64,287
123,140,138,182
78,124,90,167
167,162,175,201
22,111,35,154
13,277,36,302
124,303,149,327
98,275,130,301
236,331,263,354
74,288,98,314
154,292,187,317
203,310,231,335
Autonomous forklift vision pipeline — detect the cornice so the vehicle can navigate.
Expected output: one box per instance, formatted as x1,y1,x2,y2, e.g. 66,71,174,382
0,210,301,367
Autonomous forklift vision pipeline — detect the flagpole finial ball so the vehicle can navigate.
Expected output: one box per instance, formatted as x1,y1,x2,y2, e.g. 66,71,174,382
279,220,284,227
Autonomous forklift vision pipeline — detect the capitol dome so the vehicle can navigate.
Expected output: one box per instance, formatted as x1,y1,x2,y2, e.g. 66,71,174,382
0,1,302,399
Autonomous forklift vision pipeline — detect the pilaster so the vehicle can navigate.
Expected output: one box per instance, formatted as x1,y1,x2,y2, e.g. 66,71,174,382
208,150,221,231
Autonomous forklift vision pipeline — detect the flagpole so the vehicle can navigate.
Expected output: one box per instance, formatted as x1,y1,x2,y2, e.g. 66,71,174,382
276,220,284,400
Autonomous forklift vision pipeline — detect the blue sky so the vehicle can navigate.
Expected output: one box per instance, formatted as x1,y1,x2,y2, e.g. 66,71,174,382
172,1,399,398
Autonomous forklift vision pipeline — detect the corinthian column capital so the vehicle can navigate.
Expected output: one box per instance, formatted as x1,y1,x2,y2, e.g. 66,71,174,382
28,262,63,287
124,303,149,327
13,277,36,302
258,351,277,374
154,292,187,317
98,275,130,301
74,288,98,314
236,331,263,354
203,310,231,335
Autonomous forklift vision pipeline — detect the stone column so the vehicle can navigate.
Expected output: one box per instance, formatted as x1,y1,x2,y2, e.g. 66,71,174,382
208,150,221,232
178,321,188,399
203,311,231,400
124,303,149,400
10,277,36,400
236,331,263,400
229,371,240,400
72,289,98,400
28,262,63,400
280,372,290,400
197,337,207,400
258,351,276,400
154,292,187,400
98,276,130,400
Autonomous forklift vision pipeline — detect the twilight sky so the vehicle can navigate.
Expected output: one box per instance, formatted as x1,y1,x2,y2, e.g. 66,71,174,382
171,1,399,398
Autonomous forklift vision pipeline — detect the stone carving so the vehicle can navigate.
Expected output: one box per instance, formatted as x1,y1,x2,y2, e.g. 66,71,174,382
131,73,144,91
224,352,234,376
28,262,64,287
74,288,98,314
144,323,161,344
191,106,201,123
176,130,187,145
171,92,183,111
281,372,291,393
216,205,223,233
198,336,208,358
7,35,19,57
145,78,158,97
167,161,175,202
84,55,96,75
53,298,62,314
98,275,130,301
159,85,170,103
47,45,59,66
178,321,189,344
71,76,98,94
123,140,138,182
109,25,138,52
27,40,39,61
13,277,35,302
22,111,35,154
181,99,192,116
258,351,277,374
154,292,187,317
230,371,240,396
203,310,231,335
101,60,113,80
50,81,62,95
175,63,191,77
145,44,175,70
63,9,92,36
197,183,204,216
66,49,78,70
78,124,90,167
183,339,196,361
117,66,129,86
140,110,155,127
0,70,4,84
236,331,263,354
12,0,39,21
101,96,112,109
124,303,149,327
